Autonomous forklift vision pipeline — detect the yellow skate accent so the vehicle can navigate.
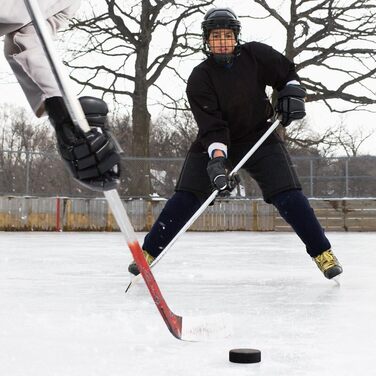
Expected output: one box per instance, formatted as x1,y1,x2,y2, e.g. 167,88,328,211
313,250,343,279
143,250,155,265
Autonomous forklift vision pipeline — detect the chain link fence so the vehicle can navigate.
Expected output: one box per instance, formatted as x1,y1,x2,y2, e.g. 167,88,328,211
1,149,376,198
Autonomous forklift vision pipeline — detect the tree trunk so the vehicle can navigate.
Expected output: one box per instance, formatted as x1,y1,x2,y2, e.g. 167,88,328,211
129,30,152,197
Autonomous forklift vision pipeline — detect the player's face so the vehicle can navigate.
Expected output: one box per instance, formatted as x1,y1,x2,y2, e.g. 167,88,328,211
208,28,236,54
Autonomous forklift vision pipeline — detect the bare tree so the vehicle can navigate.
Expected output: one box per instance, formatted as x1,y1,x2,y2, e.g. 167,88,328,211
284,116,375,158
0,104,55,194
0,104,97,196
65,0,214,195
332,117,375,157
284,119,337,156
247,0,376,112
150,111,197,157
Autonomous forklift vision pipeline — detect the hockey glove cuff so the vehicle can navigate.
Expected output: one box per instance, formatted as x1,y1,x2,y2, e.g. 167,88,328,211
276,84,306,127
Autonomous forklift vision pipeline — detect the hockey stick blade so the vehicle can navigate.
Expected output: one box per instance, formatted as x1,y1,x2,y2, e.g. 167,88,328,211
127,239,183,339
127,238,233,341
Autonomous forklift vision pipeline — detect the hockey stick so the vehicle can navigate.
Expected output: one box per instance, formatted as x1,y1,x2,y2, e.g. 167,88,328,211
23,0,224,341
125,117,281,292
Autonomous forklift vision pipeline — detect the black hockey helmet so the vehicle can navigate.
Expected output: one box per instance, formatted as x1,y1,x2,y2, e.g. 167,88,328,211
202,7,241,64
202,8,241,41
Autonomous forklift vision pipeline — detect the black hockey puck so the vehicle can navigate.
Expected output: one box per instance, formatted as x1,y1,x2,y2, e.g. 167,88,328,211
229,348,261,364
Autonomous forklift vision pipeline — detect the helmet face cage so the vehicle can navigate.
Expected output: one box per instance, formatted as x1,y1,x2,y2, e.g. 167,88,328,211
202,8,241,58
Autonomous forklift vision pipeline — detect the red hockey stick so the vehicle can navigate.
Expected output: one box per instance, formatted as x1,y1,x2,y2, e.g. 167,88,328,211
102,189,184,339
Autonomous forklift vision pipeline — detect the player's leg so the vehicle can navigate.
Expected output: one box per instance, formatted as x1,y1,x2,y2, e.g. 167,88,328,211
128,151,212,275
239,142,342,279
270,189,342,279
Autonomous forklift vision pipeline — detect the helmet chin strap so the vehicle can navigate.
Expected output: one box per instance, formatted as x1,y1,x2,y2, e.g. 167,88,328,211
210,44,241,66
212,52,235,66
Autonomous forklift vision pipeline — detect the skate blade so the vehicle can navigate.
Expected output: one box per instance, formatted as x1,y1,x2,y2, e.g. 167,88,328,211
331,274,342,286
125,273,140,293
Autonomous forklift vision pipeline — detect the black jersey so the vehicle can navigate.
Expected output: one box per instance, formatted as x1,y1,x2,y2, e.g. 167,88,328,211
186,41,299,153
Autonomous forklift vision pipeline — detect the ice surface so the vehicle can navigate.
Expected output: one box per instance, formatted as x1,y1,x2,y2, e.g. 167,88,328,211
1,231,376,375
181,312,234,341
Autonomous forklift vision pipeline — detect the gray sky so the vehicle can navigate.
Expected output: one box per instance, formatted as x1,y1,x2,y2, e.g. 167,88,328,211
0,0,375,155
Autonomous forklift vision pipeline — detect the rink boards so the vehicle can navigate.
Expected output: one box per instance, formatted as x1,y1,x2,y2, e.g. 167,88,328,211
0,196,376,232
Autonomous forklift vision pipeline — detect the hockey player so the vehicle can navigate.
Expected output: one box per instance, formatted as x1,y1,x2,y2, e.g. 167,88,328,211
128,7,342,279
0,0,120,191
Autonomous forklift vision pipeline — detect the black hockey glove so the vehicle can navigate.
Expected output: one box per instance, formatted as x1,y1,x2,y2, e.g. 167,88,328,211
45,96,121,192
207,157,240,197
276,84,306,127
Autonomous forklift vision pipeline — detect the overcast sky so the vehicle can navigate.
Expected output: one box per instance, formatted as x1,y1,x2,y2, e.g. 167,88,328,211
0,0,375,155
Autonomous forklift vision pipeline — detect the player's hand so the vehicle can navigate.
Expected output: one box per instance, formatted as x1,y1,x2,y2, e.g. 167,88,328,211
46,96,121,191
276,84,306,127
207,156,240,196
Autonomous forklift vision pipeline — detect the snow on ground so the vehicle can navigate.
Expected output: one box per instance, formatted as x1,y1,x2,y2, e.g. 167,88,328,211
0,231,375,376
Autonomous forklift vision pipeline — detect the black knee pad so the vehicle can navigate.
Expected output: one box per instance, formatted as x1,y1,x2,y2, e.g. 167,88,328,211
270,189,311,220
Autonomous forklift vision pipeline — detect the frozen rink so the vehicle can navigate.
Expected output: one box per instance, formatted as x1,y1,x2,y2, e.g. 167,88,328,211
1,231,376,376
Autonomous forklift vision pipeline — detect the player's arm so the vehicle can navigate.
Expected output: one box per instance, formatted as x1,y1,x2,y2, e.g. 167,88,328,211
187,69,239,194
250,42,306,127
